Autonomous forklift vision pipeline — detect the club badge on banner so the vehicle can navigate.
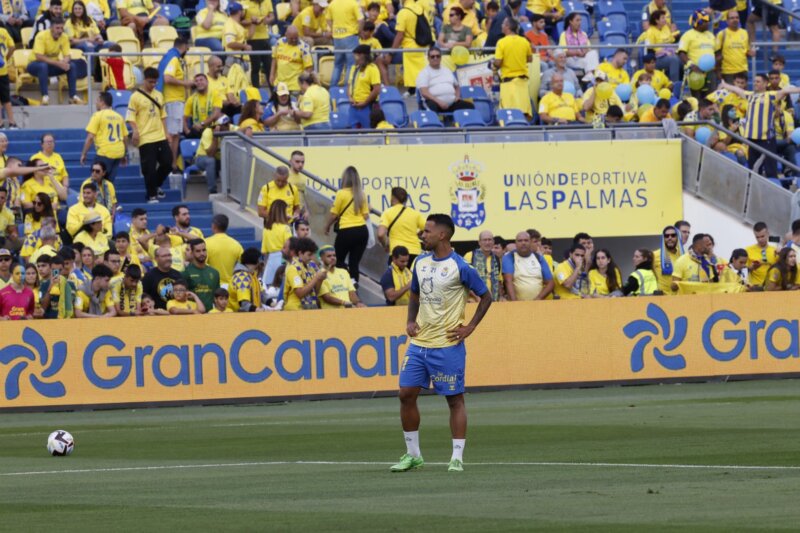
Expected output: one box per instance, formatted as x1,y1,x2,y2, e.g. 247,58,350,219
265,140,683,239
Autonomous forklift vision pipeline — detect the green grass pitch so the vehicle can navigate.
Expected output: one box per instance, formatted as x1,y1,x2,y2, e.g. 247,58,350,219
2,380,800,531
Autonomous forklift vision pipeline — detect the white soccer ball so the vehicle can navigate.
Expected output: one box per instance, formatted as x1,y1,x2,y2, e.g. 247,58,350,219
46,430,74,456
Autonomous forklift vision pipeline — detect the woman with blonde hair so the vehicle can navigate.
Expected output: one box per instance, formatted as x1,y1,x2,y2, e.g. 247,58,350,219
324,166,370,284
261,199,292,288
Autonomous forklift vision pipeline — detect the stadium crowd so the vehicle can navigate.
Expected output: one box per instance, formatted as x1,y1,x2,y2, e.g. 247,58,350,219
3,149,800,319
1,0,800,318
0,0,798,176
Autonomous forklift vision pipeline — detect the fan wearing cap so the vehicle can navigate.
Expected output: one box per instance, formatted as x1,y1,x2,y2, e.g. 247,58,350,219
293,0,331,48
678,10,716,95
581,70,624,123
183,73,223,139
195,115,232,194
72,212,110,257
223,2,253,55
347,44,381,128
317,245,365,309
0,248,13,290
263,83,301,131
269,25,313,93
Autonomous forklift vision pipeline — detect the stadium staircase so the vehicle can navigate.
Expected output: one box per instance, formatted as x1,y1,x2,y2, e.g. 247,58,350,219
6,128,261,251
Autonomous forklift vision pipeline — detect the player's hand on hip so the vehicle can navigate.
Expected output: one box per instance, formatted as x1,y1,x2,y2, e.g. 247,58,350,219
447,324,474,342
406,321,420,337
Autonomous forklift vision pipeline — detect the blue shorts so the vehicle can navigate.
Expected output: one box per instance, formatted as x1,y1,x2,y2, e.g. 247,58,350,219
399,343,466,396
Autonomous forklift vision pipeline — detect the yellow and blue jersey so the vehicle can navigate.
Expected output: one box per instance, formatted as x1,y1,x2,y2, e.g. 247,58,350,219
410,251,487,348
744,91,777,141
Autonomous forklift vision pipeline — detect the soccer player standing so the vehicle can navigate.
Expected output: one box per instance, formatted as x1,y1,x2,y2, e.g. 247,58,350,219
391,214,492,473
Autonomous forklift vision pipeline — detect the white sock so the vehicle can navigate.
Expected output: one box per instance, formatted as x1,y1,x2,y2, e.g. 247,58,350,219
452,439,465,461
404,431,420,457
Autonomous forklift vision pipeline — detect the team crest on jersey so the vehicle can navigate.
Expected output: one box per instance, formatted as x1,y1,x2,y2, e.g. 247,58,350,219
449,156,486,230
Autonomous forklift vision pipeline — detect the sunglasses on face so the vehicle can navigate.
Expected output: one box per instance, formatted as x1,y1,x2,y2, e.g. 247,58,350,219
429,54,441,59
33,201,43,206
665,233,677,238
0,257,11,262
91,168,102,173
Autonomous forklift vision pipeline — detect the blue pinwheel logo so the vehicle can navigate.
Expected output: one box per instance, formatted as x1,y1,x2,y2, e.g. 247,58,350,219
623,304,688,372
0,328,67,400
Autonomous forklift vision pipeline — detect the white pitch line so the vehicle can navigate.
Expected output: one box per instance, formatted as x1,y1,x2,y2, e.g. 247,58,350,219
3,460,800,477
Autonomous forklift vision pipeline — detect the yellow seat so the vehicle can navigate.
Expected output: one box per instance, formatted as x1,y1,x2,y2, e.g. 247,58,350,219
107,26,141,64
318,56,333,87
140,47,162,70
21,27,34,49
11,49,37,94
276,2,291,21
185,46,211,74
149,25,178,49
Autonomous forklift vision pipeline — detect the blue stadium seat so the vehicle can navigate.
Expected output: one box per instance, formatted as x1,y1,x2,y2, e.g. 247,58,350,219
496,108,529,127
379,86,408,127
160,3,182,22
596,0,626,16
113,103,129,116
409,110,443,128
232,113,241,125
600,33,629,60
330,112,348,129
461,86,494,125
180,139,200,195
109,89,131,108
454,109,486,128
606,13,628,34
329,86,349,111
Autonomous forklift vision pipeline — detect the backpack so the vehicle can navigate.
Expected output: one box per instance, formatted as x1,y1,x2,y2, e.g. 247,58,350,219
172,16,193,38
404,6,433,47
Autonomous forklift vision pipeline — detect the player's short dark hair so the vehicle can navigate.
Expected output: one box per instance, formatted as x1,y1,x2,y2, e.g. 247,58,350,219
295,237,318,254
240,247,261,266
527,228,541,240
698,98,713,110
753,221,768,233
692,233,706,244
99,91,113,108
291,150,304,158
734,72,748,82
288,236,301,252
50,16,64,24
125,264,142,280
82,181,98,192
104,248,120,261
391,246,410,258
675,220,690,229
212,214,229,231
362,20,375,32
91,264,113,279
173,278,188,289
131,208,147,218
505,17,519,32
540,237,552,247
114,231,130,242
427,214,455,239
36,254,52,265
188,238,205,251
57,248,75,261
792,219,800,234
143,67,160,80
493,236,504,246
174,36,190,48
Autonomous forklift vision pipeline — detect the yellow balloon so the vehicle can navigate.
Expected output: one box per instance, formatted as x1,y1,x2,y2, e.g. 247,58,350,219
451,46,470,66
596,82,613,100
658,88,672,100
687,71,706,91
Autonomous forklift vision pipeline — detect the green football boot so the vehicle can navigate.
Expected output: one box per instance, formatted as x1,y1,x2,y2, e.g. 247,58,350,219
389,453,425,472
448,458,464,472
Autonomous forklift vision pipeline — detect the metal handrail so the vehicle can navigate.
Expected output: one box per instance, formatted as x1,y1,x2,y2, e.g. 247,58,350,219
222,131,383,217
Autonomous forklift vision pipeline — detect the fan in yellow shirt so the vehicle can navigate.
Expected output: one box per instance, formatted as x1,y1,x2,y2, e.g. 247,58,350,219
494,18,532,117
82,92,127,181
317,246,365,308
166,278,206,313
296,72,331,129
125,72,167,147
745,222,779,287
294,0,330,46
377,187,425,257
586,250,623,296
538,74,582,124
347,45,381,127
183,74,223,135
270,27,313,91
229,248,265,311
283,238,326,310
715,11,752,79
631,54,672,92
257,167,301,220
31,133,68,189
597,50,630,86
223,3,252,54
392,0,425,88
